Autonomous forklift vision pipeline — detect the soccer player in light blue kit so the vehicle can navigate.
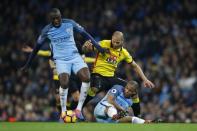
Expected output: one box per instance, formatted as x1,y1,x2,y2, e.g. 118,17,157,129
21,8,108,120
94,81,152,123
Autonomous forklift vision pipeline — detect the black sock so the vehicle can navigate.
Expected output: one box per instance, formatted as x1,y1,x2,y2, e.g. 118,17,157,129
131,103,141,117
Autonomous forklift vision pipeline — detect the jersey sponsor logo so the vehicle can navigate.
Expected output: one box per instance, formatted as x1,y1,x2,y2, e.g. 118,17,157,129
51,36,71,43
106,55,117,64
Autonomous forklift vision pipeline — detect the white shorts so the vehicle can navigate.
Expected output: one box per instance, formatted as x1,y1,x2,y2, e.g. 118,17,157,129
94,101,117,123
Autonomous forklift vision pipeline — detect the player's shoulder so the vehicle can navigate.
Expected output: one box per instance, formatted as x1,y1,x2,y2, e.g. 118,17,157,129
42,24,53,33
62,18,83,29
62,18,75,24
111,85,124,92
99,40,111,48
100,40,111,44
122,47,131,56
121,47,129,53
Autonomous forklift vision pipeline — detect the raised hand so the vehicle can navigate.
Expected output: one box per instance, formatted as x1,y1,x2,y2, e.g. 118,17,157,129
22,45,33,53
143,79,155,88
82,40,93,52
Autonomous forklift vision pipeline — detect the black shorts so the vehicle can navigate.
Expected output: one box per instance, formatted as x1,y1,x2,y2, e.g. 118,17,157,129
90,73,127,92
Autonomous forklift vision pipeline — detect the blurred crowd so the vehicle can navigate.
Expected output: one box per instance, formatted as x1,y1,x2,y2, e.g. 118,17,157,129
0,0,197,122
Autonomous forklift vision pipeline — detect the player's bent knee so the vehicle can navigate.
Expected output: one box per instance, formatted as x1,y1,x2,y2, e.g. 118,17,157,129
86,103,94,111
59,73,69,89
60,83,69,89
81,75,90,82
81,77,90,83
59,78,69,89
77,68,90,82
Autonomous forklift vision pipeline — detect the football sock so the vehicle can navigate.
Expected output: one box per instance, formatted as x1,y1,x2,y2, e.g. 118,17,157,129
76,82,90,111
59,87,68,113
131,116,145,124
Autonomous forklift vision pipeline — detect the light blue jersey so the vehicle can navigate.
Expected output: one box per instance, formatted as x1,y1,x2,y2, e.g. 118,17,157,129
35,19,90,75
24,18,105,71
24,17,106,75
37,19,83,60
94,85,133,123
101,85,133,110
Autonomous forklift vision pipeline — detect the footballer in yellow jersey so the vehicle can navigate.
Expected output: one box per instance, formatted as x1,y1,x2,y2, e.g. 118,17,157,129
93,39,133,77
82,31,155,121
83,31,154,92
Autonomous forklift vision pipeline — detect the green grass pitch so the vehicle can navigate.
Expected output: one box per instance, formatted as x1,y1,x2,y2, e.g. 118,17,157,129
0,122,197,131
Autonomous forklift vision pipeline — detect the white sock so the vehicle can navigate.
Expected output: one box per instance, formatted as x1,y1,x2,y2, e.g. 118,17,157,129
76,82,90,111
59,87,68,113
132,116,145,124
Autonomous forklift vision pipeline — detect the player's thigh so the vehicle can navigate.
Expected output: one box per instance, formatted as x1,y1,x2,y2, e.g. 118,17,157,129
86,91,106,108
91,75,116,92
54,59,72,75
109,77,127,88
76,67,90,82
90,73,106,92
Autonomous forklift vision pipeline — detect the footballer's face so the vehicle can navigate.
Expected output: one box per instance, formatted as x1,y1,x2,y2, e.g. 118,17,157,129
124,84,137,98
111,34,123,49
50,12,62,27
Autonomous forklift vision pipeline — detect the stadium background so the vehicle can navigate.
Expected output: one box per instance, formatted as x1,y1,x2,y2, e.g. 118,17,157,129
0,0,197,123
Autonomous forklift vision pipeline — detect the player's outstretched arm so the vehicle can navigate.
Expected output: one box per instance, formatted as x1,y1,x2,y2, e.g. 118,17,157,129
21,43,43,71
130,61,155,88
22,45,33,53
21,25,49,71
22,45,51,57
72,20,108,54
80,31,107,54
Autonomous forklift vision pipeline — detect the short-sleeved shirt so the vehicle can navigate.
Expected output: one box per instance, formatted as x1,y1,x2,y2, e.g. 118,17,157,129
92,40,133,77
100,85,133,110
37,19,84,61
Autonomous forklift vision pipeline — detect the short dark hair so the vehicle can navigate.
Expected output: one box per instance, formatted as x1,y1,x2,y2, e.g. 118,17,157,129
127,80,139,90
50,8,61,16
